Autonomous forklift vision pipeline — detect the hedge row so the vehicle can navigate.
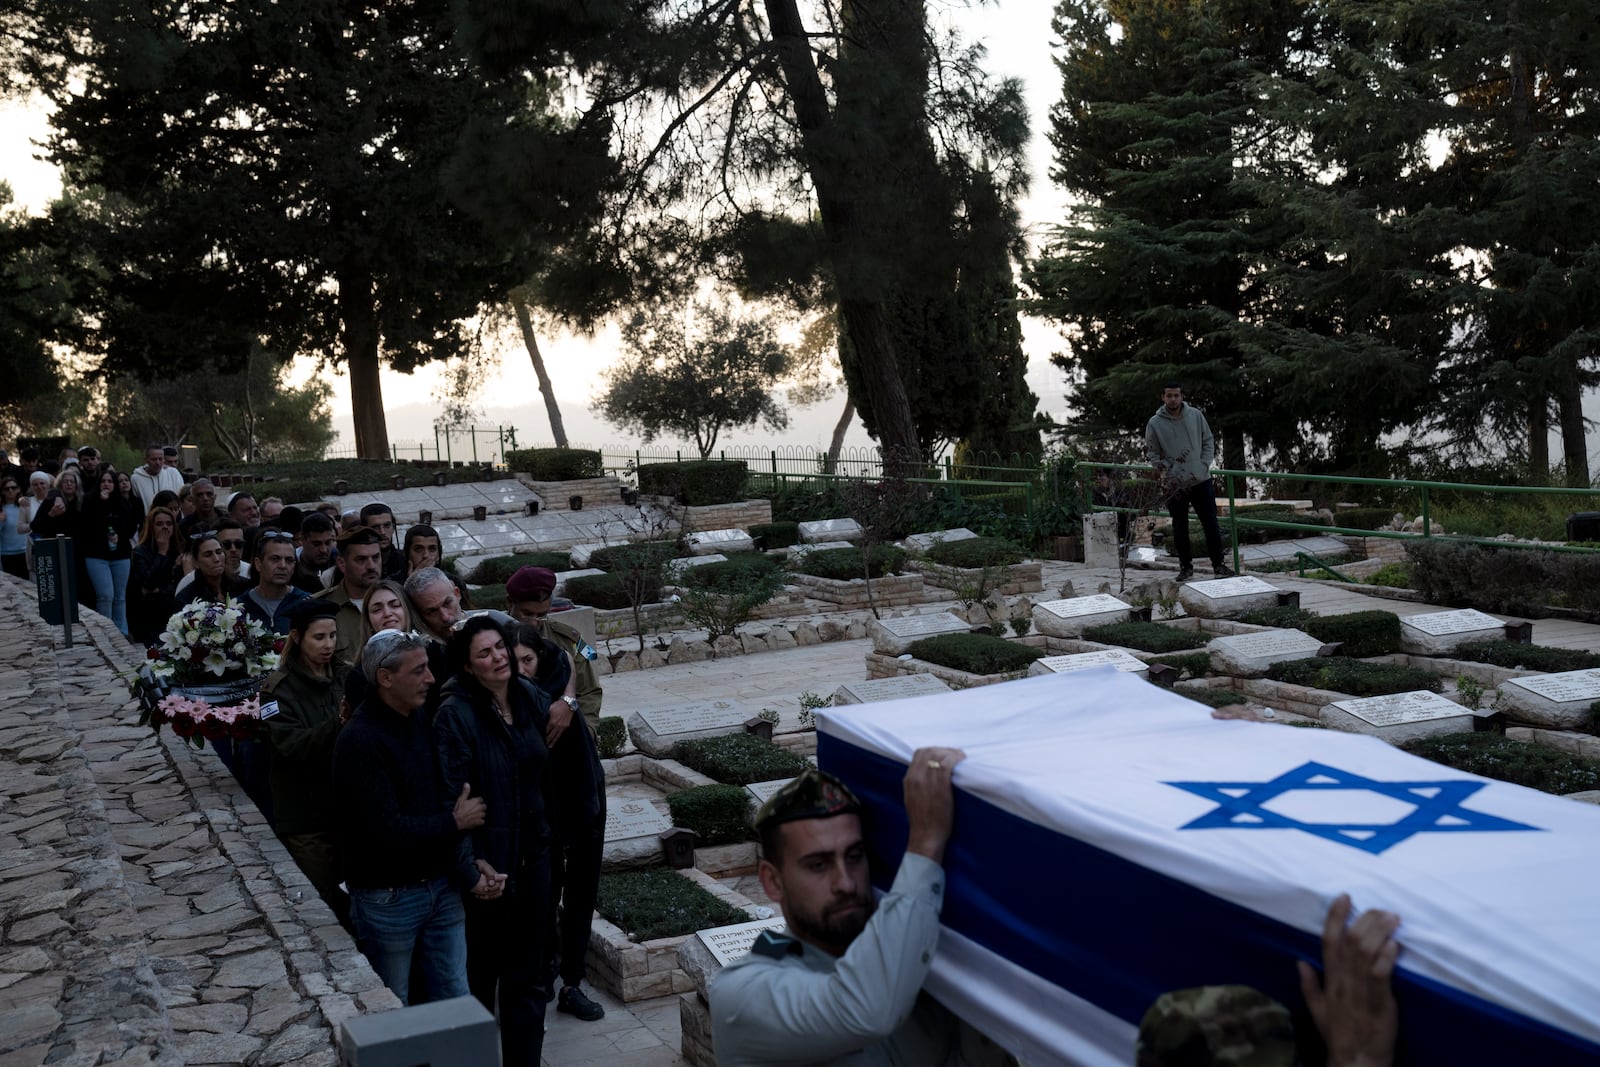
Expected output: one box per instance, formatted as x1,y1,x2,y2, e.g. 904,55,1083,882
1449,640,1600,673
923,536,1026,568
667,784,752,846
469,550,573,584
596,870,746,942
674,734,810,785
595,717,627,759
589,540,682,572
504,447,603,481
1405,540,1600,619
680,553,785,591
1404,733,1600,795
750,521,801,549
638,460,749,505
1265,658,1441,696
1083,622,1208,654
793,545,907,581
565,572,662,610
1303,611,1402,658
908,633,1043,675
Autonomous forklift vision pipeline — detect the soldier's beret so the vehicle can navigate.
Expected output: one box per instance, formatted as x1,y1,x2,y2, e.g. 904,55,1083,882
753,767,862,831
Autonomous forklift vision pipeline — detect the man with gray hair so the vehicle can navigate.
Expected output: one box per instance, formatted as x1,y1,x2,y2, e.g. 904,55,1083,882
405,566,464,641
332,629,488,1005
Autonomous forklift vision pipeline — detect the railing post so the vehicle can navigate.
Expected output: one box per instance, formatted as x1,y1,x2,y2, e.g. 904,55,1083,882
471,431,479,465
1226,472,1240,573
1421,486,1430,537
771,450,778,475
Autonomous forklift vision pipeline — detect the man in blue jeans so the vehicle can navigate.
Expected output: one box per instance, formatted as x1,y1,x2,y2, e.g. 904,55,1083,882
1145,382,1235,582
333,629,488,1004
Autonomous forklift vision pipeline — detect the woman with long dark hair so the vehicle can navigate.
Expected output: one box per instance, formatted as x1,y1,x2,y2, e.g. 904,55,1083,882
31,466,94,612
178,530,250,608
129,506,183,643
79,467,142,636
434,615,553,1067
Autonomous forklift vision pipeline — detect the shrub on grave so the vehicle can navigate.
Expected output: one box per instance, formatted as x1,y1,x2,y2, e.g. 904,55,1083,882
667,784,753,846
1238,606,1318,629
1365,563,1413,588
469,583,507,612
793,545,907,580
1330,507,1397,531
470,550,574,584
1082,622,1209,654
1182,688,1246,708
589,540,682,572
1150,652,1212,680
596,717,627,759
923,536,1027,568
637,460,749,505
1302,611,1402,658
750,521,801,549
674,734,811,786
504,447,603,481
596,870,747,942
1264,658,1441,696
1404,733,1600,796
1448,641,1600,673
907,633,1045,675
565,572,661,610
680,553,784,591
1405,540,1600,618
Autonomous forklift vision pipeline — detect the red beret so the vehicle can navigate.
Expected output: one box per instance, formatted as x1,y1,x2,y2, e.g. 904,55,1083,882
505,566,557,602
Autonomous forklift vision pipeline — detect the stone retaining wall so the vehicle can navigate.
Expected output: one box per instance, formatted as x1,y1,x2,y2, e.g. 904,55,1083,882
682,499,773,531
522,476,624,509
788,572,927,609
914,560,1045,597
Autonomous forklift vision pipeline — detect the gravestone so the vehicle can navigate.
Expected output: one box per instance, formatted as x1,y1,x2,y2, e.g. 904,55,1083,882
553,568,604,595
1031,594,1131,638
1208,629,1327,678
787,540,853,562
744,778,793,816
867,612,972,656
627,701,751,757
832,673,954,706
663,554,728,581
902,528,979,553
697,917,790,968
688,529,756,556
1028,649,1149,678
679,917,790,1002
1177,575,1280,619
602,799,676,869
1499,670,1600,729
1399,609,1505,656
339,996,499,1067
567,542,610,568
798,518,864,543
1083,512,1120,568
1322,690,1475,744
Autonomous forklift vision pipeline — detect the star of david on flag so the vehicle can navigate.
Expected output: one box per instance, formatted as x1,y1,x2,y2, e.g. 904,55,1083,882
1166,760,1542,854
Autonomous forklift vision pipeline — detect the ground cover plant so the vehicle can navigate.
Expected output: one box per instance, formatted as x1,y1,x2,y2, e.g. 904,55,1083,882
749,521,800,548
667,784,753,846
792,545,907,580
1448,641,1600,673
1364,563,1413,588
565,572,662,610
589,540,682,572
1179,687,1246,708
1082,621,1208,653
469,550,574,583
922,536,1026,568
907,633,1045,674
1265,659,1441,696
679,553,784,590
1149,652,1211,679
1302,611,1402,658
673,734,810,785
596,717,627,759
1238,606,1318,629
1404,733,1600,795
596,870,746,942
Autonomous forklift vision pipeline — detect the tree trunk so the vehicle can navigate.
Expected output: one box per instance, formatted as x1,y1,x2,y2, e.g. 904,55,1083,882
511,294,568,448
827,395,855,472
1556,369,1589,487
1221,431,1246,478
1528,397,1549,483
340,268,389,459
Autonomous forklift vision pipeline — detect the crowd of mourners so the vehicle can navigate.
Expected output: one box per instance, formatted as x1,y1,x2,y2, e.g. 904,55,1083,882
0,441,605,1065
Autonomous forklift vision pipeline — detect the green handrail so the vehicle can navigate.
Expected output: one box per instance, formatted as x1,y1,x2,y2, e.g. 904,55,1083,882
1294,551,1353,582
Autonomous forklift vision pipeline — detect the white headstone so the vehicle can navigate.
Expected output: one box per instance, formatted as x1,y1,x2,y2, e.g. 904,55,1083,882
902,528,979,552
1500,670,1600,729
1029,649,1149,678
1177,575,1281,619
798,518,864,543
744,778,793,809
1322,690,1475,743
567,542,610,568
832,674,955,706
1032,594,1132,638
688,528,756,555
867,611,972,655
787,540,853,562
604,800,673,842
1083,512,1120,568
1399,609,1505,656
696,918,789,968
626,701,751,757
554,568,604,595
1207,629,1326,678
663,554,728,580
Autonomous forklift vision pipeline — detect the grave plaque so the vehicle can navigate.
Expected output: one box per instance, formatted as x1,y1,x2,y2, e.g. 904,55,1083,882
1029,649,1148,678
1177,575,1280,619
832,673,955,706
1083,512,1119,568
1032,594,1131,638
663,554,728,580
744,778,793,808
689,528,756,555
1323,691,1474,743
604,800,673,842
696,917,790,968
798,518,864,543
867,611,972,655
1399,609,1505,656
567,542,610,568
1208,629,1325,678
628,701,751,756
902,528,979,552
1500,670,1600,730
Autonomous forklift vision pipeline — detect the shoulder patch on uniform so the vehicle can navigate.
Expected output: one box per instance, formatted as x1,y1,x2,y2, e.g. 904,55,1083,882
258,701,280,720
577,641,597,661
749,930,800,959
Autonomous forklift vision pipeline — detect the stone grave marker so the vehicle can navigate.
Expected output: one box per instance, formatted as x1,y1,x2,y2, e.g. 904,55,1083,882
744,778,793,809
1499,670,1600,729
1208,629,1326,678
1177,575,1280,619
902,528,979,553
662,554,728,581
601,798,676,869
832,673,955,706
1322,690,1475,743
798,518,864,543
553,568,604,595
1399,608,1505,656
627,701,750,757
697,917,789,968
1083,512,1120,568
1032,594,1132,638
787,540,853,562
867,611,972,656
1029,649,1148,678
688,528,756,556
567,542,610,568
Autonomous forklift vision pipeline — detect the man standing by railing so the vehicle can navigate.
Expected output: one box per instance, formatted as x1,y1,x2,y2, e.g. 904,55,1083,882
1145,382,1234,582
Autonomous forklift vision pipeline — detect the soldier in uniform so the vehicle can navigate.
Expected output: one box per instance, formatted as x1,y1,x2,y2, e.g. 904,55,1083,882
711,755,1012,1066
505,565,608,1023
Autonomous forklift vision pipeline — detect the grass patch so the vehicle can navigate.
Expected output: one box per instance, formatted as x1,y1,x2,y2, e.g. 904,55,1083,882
1150,652,1212,679
1082,622,1209,653
1265,658,1441,696
467,583,507,612
1365,563,1413,588
1404,733,1600,795
1238,606,1317,629
667,784,754,846
1448,641,1600,673
908,633,1044,674
469,550,574,583
793,545,907,580
1303,611,1402,658
596,870,747,942
1180,687,1246,708
923,536,1026,568
674,734,811,785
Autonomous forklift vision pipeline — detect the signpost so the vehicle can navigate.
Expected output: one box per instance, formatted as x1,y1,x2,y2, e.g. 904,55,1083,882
34,535,77,647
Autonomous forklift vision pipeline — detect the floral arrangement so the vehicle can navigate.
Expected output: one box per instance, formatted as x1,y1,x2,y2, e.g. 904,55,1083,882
147,693,263,747
146,598,283,684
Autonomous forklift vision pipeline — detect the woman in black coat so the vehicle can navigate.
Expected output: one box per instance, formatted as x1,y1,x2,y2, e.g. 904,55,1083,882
433,615,553,1067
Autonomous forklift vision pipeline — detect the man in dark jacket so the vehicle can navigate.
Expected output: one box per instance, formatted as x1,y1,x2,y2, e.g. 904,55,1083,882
1144,382,1235,582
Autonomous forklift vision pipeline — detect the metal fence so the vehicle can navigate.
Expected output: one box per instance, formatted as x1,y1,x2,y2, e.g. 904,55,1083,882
324,425,521,466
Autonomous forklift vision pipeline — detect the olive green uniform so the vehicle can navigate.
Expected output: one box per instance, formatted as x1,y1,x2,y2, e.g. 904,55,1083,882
533,614,602,730
311,582,365,668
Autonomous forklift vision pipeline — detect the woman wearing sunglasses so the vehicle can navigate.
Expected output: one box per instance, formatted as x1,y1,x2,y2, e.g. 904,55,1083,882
0,478,31,579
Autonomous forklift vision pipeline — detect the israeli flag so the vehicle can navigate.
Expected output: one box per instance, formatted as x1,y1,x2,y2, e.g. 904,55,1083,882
816,668,1600,1066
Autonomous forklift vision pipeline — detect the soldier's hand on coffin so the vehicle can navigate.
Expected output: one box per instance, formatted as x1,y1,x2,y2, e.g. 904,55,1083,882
1297,893,1400,1067
903,746,966,865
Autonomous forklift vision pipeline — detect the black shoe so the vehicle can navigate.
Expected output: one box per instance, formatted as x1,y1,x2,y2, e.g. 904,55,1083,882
558,984,606,1022
1176,565,1195,582
1213,562,1236,578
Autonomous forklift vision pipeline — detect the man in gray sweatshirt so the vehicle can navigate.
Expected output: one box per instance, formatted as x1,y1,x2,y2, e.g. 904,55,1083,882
1144,383,1234,582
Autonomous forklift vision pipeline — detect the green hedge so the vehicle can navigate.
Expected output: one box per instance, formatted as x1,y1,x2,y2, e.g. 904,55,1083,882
674,734,810,785
504,447,602,481
1083,622,1208,653
1404,733,1600,795
222,458,484,506
1265,658,1441,696
470,550,575,584
589,540,682,572
1238,606,1318,629
1182,687,1246,708
565,572,662,610
667,784,753,846
596,717,627,759
924,536,1026,568
794,545,907,580
680,553,784,591
596,870,747,942
638,460,749,505
1303,611,1402,658
1330,507,1397,531
908,633,1043,674
469,583,507,612
1149,652,1212,679
750,521,800,549
1365,563,1413,588
1405,540,1600,619
1449,640,1600,673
